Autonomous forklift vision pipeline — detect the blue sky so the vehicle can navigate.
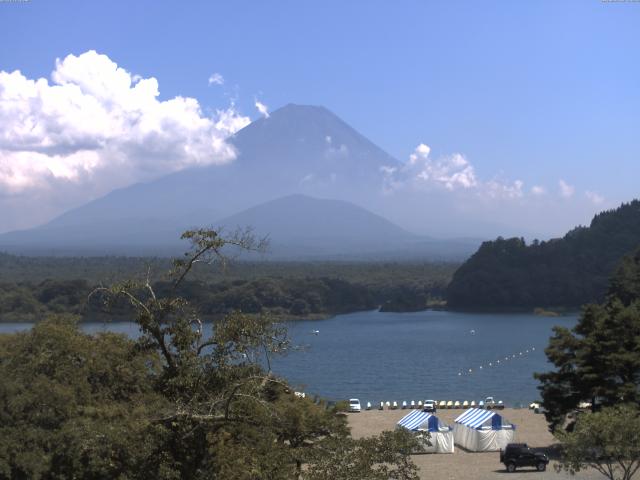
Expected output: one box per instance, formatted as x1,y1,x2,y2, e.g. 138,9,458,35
0,0,638,234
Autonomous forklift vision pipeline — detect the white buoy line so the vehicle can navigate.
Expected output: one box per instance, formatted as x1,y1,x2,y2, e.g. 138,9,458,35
456,346,537,377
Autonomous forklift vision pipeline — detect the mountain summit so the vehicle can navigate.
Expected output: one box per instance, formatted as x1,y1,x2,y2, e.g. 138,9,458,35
231,104,399,182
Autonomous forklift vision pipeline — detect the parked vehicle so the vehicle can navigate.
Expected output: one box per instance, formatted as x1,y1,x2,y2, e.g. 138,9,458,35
423,400,437,413
485,396,496,409
349,398,361,412
500,443,549,473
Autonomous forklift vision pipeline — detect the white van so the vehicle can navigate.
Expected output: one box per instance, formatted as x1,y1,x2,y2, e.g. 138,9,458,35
349,398,361,412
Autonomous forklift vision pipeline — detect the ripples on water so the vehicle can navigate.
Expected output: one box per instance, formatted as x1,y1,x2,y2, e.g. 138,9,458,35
0,309,577,406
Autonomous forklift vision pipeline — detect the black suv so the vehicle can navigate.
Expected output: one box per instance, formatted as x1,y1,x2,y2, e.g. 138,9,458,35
500,443,549,472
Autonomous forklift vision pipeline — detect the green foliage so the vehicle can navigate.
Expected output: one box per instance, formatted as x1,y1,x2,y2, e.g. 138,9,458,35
557,405,640,480
0,228,421,479
0,316,167,479
447,200,640,309
163,276,377,318
302,429,421,480
609,248,640,306
536,248,640,430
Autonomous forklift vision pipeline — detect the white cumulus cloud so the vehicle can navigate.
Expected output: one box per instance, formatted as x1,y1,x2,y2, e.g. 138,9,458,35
0,50,251,232
531,185,546,195
0,50,249,197
384,143,478,193
559,179,575,198
382,143,530,201
408,144,477,190
208,72,224,85
254,99,270,118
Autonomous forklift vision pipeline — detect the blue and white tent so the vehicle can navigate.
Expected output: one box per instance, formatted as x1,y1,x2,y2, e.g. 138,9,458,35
397,410,454,453
453,408,515,451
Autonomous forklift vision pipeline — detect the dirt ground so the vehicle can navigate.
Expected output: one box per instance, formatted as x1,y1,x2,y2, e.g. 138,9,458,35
347,408,614,480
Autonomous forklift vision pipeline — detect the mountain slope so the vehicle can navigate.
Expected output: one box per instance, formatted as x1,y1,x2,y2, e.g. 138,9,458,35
49,103,399,226
0,104,402,255
229,104,398,192
217,194,415,257
446,200,640,309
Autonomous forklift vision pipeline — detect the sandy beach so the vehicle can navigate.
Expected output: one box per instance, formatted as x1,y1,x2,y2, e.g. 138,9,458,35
347,408,615,480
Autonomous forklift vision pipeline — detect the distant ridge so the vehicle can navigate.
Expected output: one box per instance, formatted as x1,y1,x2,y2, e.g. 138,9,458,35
446,200,640,309
216,194,415,258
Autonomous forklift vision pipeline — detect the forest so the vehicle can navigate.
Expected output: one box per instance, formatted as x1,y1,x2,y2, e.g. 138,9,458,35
0,255,456,322
447,200,640,310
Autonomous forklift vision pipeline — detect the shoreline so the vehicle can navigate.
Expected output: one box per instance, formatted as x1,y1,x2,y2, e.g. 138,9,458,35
0,305,582,324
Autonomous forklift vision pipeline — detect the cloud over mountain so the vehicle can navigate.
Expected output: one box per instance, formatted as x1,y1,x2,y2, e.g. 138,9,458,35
382,143,523,200
254,99,270,118
0,50,250,230
0,50,247,195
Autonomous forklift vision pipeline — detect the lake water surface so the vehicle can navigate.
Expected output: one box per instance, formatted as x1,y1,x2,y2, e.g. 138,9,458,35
0,309,577,406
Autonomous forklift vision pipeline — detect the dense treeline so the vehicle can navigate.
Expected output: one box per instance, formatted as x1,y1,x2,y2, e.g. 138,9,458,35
0,263,455,322
535,247,640,480
0,280,93,322
0,254,456,284
447,200,640,309
536,247,640,430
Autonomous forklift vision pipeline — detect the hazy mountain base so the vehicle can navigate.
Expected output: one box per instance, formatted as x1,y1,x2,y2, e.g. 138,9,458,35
0,194,481,261
0,103,403,254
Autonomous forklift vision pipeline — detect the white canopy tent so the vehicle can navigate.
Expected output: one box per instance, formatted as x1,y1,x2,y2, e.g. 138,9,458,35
453,408,515,452
397,410,454,453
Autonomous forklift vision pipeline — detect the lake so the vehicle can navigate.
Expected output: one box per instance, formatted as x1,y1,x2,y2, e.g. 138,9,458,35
0,309,577,406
